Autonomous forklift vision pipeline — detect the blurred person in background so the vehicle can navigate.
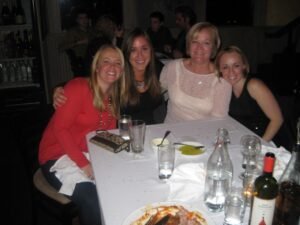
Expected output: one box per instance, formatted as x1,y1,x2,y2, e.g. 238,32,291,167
146,11,174,57
172,5,197,58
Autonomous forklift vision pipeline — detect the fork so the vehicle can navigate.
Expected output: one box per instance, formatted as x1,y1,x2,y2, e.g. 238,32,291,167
173,142,204,149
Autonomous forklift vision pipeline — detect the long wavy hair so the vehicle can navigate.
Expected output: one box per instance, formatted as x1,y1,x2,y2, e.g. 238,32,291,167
89,44,125,117
121,28,161,106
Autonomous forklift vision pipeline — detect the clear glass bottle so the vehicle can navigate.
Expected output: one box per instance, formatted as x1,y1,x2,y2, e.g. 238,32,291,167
272,118,300,225
204,135,233,212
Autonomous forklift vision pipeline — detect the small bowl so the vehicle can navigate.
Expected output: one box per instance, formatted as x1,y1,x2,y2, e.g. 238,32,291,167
151,138,170,151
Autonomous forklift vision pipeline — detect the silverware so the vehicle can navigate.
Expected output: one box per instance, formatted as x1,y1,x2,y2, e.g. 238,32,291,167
173,142,204,149
157,130,171,147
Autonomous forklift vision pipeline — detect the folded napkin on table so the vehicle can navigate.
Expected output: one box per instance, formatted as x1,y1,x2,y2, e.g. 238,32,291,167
168,163,205,203
50,152,94,196
259,145,291,180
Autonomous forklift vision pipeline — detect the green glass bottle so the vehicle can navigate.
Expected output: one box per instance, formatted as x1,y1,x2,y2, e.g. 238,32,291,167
249,152,278,225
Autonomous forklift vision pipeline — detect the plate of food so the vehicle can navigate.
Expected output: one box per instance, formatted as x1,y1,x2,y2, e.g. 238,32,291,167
175,141,205,156
122,202,214,225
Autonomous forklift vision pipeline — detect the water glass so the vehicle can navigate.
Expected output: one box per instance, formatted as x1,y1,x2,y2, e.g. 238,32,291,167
243,168,261,206
157,142,175,180
118,114,132,140
240,135,261,177
129,120,145,153
224,187,246,225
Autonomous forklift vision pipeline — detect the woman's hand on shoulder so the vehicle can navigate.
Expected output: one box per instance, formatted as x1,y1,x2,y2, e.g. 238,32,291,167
53,86,68,109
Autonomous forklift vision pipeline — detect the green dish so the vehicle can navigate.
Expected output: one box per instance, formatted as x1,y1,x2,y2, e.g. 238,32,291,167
179,145,204,155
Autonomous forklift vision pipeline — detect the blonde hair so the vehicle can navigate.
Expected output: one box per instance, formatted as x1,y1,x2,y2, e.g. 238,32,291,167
215,45,250,77
186,22,221,59
89,44,125,117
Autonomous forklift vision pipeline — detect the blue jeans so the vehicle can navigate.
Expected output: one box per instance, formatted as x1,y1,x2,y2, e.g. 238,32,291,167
41,160,101,225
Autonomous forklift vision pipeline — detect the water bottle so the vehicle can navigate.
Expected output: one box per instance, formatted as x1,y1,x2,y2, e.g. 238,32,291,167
204,135,233,212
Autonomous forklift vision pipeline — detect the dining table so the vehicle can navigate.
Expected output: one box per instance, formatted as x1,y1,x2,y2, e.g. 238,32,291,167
87,116,271,225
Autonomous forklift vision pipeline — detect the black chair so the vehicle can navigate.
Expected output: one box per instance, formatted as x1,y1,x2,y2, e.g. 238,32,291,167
33,168,79,225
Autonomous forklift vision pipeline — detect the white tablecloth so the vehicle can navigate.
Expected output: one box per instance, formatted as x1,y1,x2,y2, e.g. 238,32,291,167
87,116,271,225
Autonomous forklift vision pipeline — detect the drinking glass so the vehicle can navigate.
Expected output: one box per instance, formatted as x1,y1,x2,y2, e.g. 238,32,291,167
243,168,261,206
240,135,261,178
129,120,145,153
157,142,175,180
118,114,132,140
224,187,246,225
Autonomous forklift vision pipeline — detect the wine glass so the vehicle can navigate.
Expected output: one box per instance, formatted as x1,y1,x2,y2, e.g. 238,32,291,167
239,135,261,179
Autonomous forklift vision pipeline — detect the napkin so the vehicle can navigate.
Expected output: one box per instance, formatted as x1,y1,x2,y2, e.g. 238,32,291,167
50,153,94,196
168,163,205,202
259,145,291,180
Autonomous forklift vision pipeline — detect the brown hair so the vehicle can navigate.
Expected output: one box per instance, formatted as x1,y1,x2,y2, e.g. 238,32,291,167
121,28,161,106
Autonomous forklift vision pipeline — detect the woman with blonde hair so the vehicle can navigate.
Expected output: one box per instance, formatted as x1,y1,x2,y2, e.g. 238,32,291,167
160,22,231,123
39,44,124,225
215,45,283,143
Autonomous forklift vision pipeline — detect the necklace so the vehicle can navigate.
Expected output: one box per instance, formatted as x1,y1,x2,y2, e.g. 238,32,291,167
99,97,113,130
134,80,145,89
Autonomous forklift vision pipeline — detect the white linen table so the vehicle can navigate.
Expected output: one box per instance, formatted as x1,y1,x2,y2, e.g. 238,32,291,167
87,116,269,225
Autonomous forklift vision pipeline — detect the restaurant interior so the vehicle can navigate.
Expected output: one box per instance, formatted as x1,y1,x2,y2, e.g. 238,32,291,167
1,0,299,224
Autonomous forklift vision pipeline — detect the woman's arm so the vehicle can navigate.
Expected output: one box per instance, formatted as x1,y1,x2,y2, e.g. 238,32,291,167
247,78,283,142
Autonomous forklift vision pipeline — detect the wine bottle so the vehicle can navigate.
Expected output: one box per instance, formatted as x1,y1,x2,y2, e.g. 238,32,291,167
15,0,25,24
249,152,278,225
1,1,11,25
272,118,300,225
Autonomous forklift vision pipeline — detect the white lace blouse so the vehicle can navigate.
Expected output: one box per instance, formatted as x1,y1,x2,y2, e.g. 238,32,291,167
160,59,232,123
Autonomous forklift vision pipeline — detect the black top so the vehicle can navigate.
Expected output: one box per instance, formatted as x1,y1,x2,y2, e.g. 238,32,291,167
121,91,163,125
229,77,269,137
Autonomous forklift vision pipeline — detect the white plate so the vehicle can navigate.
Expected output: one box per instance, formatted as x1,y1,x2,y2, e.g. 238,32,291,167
122,202,214,225
176,141,206,157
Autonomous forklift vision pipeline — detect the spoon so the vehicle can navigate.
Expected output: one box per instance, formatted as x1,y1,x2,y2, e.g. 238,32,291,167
157,130,171,147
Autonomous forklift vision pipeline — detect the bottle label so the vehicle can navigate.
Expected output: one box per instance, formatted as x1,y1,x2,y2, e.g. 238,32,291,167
250,197,275,225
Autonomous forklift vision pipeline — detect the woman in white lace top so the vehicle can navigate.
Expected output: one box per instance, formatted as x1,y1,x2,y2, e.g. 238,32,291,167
160,22,232,123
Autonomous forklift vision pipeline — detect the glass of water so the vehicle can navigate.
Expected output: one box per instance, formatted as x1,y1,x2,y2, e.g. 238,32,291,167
240,135,261,178
157,142,175,180
118,114,132,140
224,186,246,225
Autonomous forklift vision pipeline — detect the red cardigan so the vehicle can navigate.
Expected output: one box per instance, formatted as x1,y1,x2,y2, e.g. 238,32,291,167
39,78,116,168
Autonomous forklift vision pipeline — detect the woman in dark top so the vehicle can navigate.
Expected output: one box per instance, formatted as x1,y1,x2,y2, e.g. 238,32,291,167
215,45,283,143
120,28,162,124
